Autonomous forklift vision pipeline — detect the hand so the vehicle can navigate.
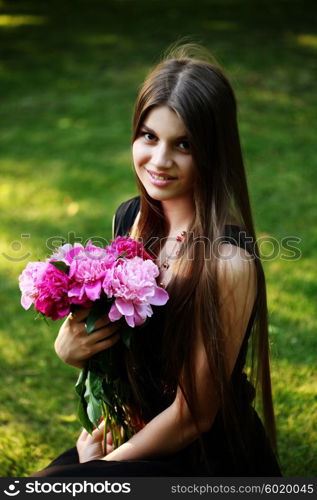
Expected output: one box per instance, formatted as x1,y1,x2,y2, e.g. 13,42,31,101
54,308,120,368
76,421,115,463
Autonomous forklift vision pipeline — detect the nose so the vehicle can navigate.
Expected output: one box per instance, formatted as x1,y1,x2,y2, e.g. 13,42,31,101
151,143,173,168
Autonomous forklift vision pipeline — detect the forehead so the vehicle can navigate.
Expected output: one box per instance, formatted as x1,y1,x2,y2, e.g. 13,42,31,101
143,105,188,137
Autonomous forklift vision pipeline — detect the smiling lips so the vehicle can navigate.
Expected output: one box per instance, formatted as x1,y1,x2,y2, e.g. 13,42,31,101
147,169,177,180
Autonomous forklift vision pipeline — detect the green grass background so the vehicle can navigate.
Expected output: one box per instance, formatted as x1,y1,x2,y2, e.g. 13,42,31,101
0,0,316,477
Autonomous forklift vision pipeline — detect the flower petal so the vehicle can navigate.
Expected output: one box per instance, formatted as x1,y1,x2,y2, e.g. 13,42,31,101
115,298,134,315
84,281,102,301
21,295,34,310
108,302,122,322
125,313,135,328
148,286,169,305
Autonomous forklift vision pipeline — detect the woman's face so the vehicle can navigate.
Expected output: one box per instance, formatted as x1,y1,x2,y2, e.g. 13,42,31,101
132,106,196,203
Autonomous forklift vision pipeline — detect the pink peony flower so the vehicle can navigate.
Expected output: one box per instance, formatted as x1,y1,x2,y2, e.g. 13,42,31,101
67,242,113,304
19,261,48,309
19,238,166,327
107,236,153,261
103,257,168,327
50,242,84,264
34,263,70,320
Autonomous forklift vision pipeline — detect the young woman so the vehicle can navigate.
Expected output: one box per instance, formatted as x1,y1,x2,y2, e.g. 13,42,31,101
33,44,281,477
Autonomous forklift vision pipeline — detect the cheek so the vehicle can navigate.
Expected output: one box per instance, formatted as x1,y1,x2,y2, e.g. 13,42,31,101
132,140,148,167
132,142,139,167
183,159,196,182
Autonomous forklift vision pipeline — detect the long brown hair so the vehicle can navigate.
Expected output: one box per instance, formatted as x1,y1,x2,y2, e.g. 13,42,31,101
127,43,277,460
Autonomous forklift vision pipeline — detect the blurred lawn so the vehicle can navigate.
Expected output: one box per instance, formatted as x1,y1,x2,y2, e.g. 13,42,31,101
0,0,316,476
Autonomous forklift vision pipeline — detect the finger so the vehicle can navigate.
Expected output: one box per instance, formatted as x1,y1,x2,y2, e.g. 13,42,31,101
106,430,113,445
87,323,120,343
92,427,103,437
69,322,119,348
91,332,121,354
91,315,113,330
91,322,112,333
77,428,89,442
70,312,113,332
69,308,91,322
96,419,106,431
90,427,104,443
90,316,121,333
106,444,114,455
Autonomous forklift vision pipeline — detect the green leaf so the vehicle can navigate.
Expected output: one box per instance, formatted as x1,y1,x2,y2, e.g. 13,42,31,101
50,261,70,275
88,370,104,398
101,383,114,408
75,367,87,397
77,397,94,433
34,311,50,325
84,371,103,427
75,367,95,432
86,394,102,427
85,300,107,334
116,251,128,260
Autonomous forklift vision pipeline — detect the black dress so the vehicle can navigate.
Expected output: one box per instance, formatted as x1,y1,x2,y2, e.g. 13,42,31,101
32,197,281,477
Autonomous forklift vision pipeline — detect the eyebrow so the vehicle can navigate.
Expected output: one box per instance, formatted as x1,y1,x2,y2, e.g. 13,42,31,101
141,124,189,141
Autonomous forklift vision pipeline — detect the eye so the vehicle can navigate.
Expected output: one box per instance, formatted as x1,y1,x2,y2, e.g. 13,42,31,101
178,140,190,151
140,131,156,142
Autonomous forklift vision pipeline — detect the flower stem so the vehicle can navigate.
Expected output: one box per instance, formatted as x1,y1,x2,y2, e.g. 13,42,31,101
103,402,108,456
109,414,117,450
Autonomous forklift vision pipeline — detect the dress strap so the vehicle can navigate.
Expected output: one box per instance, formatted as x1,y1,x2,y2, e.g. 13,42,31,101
113,196,140,237
222,224,255,256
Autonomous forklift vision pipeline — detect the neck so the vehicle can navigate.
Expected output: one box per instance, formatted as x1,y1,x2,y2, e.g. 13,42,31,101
161,196,195,235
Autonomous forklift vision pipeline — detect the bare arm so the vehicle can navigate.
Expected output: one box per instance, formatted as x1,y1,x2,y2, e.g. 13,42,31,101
77,244,257,462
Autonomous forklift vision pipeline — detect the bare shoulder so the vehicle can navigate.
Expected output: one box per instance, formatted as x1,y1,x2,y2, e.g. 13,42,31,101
216,243,257,345
217,243,257,290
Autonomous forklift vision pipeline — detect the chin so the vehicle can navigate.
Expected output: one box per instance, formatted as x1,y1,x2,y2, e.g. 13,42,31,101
143,187,176,202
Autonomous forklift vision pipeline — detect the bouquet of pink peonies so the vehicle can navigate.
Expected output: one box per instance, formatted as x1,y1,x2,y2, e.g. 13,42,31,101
19,237,168,449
